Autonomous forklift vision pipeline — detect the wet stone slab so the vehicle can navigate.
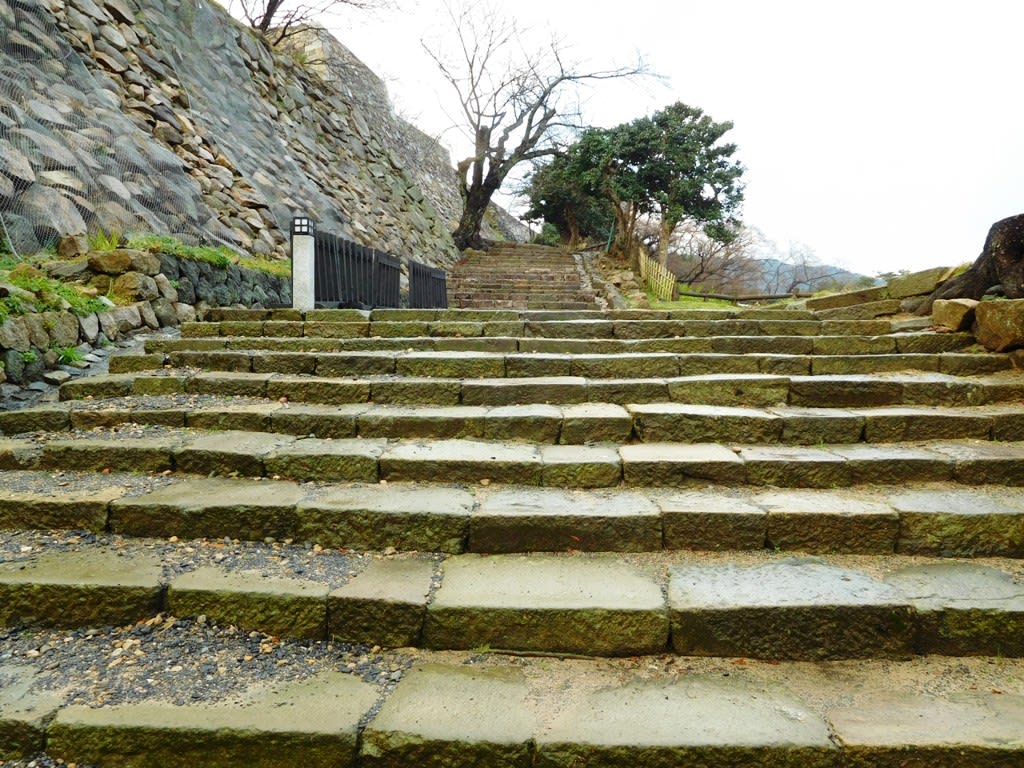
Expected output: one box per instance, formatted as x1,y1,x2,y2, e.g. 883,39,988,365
360,664,535,768
535,675,836,768
168,567,329,641
328,558,434,647
469,486,661,552
757,490,899,554
621,443,745,485
174,431,296,477
889,488,1024,557
656,491,766,550
0,484,125,532
48,672,378,768
829,690,1024,767
629,403,782,443
424,554,668,656
381,439,543,485
885,563,1024,656
668,558,915,660
0,549,164,629
296,485,472,552
0,664,62,760
110,477,306,541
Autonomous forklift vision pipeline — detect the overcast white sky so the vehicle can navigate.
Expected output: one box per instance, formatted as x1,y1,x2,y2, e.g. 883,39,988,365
328,0,1022,276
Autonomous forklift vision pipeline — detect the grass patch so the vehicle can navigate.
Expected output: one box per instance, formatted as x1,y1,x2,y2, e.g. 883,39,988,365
88,229,123,252
127,234,290,278
644,292,737,310
55,345,85,364
1,266,108,321
128,234,237,268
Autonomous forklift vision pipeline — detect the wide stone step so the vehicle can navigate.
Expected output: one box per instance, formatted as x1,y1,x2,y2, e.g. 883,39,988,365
177,317,910,340
2,542,1022,660
136,331,965,358
5,398,1023,447
103,346,1013,380
2,473,1021,557
58,370,1024,411
4,429,1024,488
5,650,1021,767
203,307,825,322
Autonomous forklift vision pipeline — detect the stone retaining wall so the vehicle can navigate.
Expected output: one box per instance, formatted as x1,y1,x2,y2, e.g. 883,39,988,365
0,249,289,387
0,0,503,269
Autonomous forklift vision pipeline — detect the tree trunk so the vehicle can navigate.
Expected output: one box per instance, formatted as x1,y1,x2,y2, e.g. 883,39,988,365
453,178,497,251
565,208,581,250
917,213,1024,314
657,218,672,266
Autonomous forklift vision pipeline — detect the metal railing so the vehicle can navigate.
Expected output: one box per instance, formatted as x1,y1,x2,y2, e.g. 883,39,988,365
409,259,448,309
297,220,445,309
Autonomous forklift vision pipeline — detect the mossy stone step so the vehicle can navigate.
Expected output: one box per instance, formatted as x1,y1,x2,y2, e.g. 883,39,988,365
205,307,827,322
3,546,1022,659
8,656,1022,767
6,429,1024,489
106,345,1014,380
5,399,1023,446
177,318,915,341
45,673,376,768
2,473,1022,557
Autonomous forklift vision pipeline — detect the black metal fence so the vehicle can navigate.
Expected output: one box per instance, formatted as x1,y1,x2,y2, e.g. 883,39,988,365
300,221,446,310
409,259,449,309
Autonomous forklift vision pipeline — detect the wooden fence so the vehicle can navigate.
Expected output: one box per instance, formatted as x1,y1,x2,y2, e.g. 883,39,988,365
636,250,677,301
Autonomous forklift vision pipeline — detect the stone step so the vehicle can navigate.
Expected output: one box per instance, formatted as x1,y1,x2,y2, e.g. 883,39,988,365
202,306,823,322
4,428,1024,489
177,317,905,339
2,472,1021,556
453,300,602,311
137,331,962,358
48,371,1024,411
2,542,1022,660
5,398,1023,447
5,650,1022,767
102,346,1014,380
448,273,584,283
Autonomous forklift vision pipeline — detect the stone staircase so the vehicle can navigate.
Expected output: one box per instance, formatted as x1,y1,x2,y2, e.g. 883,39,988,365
2,305,1024,766
446,243,600,309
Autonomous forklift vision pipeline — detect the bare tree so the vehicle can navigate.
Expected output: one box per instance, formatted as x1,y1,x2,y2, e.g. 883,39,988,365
230,0,382,45
665,220,759,293
757,242,849,295
423,1,648,251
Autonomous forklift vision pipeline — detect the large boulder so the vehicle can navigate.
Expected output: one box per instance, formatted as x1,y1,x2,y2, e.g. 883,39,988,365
933,298,979,332
920,213,1024,313
974,299,1024,352
974,299,1024,354
886,266,955,299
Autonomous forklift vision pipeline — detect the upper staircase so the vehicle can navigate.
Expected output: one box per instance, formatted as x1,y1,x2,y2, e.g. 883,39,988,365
2,304,1024,766
446,243,600,309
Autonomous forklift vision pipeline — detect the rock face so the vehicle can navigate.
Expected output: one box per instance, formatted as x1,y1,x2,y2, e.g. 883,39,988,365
919,213,1024,314
0,0,516,266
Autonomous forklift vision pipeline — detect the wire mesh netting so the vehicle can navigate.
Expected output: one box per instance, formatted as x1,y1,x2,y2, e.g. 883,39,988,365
0,0,357,259
0,0,216,256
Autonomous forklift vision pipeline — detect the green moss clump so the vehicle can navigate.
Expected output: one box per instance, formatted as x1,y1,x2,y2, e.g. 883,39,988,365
1,265,107,319
127,234,290,278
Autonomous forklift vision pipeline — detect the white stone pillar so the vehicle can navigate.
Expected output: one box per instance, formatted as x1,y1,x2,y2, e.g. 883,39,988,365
291,217,316,311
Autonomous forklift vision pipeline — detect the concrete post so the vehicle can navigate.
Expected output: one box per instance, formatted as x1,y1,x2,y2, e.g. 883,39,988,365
291,216,316,311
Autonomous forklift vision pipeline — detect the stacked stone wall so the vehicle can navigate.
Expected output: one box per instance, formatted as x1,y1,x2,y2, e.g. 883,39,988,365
0,0,495,269
0,250,289,387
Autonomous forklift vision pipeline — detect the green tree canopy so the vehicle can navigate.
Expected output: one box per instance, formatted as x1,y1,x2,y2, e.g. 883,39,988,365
524,101,744,262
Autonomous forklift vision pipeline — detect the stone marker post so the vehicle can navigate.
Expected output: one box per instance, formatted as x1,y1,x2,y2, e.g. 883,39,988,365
291,216,316,311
